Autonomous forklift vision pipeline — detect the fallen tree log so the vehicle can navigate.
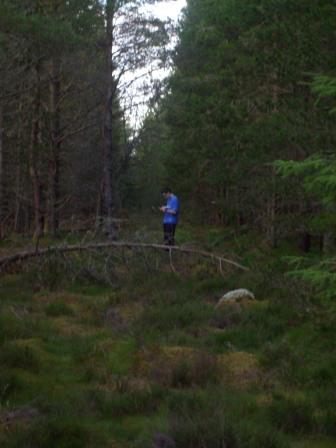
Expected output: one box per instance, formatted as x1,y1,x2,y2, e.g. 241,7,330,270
0,241,249,273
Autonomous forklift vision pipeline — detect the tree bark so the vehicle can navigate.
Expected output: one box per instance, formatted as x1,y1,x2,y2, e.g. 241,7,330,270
47,57,61,236
300,232,311,253
323,231,335,255
29,62,45,239
0,106,4,239
266,167,277,248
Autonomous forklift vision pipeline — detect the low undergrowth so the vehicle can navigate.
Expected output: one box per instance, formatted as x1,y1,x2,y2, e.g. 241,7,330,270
0,228,335,447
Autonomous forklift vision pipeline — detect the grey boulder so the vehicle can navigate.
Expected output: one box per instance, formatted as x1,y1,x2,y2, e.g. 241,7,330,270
216,289,255,309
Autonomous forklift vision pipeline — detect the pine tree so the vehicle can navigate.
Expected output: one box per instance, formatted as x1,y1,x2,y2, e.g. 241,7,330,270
160,0,336,245
276,74,336,296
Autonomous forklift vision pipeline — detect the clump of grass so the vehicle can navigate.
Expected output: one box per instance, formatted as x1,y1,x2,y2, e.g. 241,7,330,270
0,311,53,343
170,355,217,388
79,294,120,326
6,418,108,448
268,393,315,435
160,389,289,448
0,371,23,403
81,337,137,383
89,385,165,417
306,387,336,437
135,347,220,389
134,301,214,343
210,302,294,353
320,407,336,437
69,283,113,297
235,419,289,448
22,256,68,291
0,314,31,342
211,304,244,329
169,350,219,388
45,300,74,317
261,339,299,382
167,390,236,448
311,357,336,386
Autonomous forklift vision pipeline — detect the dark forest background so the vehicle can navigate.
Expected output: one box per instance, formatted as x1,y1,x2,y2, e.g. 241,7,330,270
2,1,336,253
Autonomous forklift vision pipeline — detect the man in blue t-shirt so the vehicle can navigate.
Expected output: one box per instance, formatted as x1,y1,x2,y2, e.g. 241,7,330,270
159,187,180,246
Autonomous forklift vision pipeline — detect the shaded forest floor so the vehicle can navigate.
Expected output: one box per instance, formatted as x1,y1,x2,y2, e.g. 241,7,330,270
0,222,335,447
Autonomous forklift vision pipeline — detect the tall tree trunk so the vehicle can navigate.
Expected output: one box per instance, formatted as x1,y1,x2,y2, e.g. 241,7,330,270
103,0,118,240
47,57,61,236
323,231,335,255
267,74,279,248
0,106,4,239
95,179,105,233
300,232,311,252
14,102,25,233
14,163,22,233
267,174,277,248
29,62,44,239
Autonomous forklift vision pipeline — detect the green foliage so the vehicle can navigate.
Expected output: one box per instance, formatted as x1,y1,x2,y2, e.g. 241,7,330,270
21,257,70,291
210,301,298,353
0,371,23,403
128,111,170,210
7,418,108,448
276,154,336,207
312,75,336,113
89,386,165,418
287,259,336,299
0,0,97,53
45,300,74,317
162,389,289,448
153,0,336,232
274,74,336,295
167,392,237,448
268,394,315,434
0,225,335,447
135,300,214,340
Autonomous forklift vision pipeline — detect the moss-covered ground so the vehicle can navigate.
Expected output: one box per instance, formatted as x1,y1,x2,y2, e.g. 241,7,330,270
0,224,335,447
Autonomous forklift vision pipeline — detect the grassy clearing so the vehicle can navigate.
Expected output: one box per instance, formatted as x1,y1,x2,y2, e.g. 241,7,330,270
0,227,335,446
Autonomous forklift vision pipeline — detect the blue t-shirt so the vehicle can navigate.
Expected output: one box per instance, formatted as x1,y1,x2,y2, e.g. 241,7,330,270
163,194,180,224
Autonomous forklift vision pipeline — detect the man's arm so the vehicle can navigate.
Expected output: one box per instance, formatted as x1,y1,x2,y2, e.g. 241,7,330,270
159,206,176,214
160,196,179,214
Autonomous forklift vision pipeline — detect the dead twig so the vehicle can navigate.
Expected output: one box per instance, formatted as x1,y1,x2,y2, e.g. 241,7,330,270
169,248,177,274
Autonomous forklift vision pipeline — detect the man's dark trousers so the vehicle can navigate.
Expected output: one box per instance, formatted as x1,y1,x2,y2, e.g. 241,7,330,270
163,223,176,246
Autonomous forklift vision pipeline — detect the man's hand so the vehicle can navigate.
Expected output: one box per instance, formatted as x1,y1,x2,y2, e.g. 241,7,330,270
159,206,166,212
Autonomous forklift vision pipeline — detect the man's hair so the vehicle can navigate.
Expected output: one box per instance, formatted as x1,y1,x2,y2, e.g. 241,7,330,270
161,187,172,194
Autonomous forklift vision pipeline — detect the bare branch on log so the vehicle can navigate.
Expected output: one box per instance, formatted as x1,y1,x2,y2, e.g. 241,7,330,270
0,241,249,274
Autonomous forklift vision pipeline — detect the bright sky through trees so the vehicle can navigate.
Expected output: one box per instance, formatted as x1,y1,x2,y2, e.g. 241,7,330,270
121,0,186,127
148,0,186,21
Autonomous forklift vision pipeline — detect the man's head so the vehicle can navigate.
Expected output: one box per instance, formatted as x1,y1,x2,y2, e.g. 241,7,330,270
161,187,172,199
